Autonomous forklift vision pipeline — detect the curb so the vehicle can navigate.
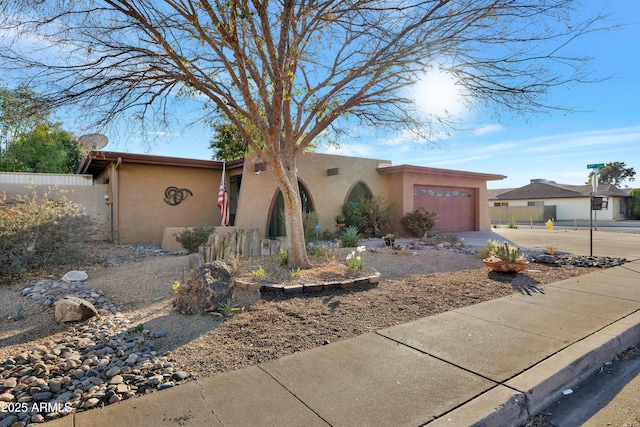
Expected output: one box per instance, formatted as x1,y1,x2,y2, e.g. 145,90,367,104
428,310,640,426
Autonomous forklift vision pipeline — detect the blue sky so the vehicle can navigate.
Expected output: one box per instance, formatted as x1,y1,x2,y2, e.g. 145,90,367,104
90,1,640,190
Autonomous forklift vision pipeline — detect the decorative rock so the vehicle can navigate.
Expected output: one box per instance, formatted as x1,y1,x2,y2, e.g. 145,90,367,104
83,397,100,409
49,380,62,393
125,354,139,365
0,393,14,402
2,378,17,389
154,329,167,339
30,414,45,423
535,254,557,264
172,262,235,314
146,375,163,386
0,415,18,427
54,297,98,323
171,371,189,381
35,391,53,401
109,375,124,385
105,366,121,377
158,382,174,390
61,270,89,283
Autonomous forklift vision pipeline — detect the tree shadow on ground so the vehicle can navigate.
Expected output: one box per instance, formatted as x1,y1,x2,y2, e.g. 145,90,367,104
488,271,545,296
259,281,379,312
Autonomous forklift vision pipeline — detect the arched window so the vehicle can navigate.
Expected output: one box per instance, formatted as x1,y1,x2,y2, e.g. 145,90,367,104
346,181,373,204
268,181,314,239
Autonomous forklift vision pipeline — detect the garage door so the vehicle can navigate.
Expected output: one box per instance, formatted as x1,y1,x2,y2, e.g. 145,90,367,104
413,185,476,232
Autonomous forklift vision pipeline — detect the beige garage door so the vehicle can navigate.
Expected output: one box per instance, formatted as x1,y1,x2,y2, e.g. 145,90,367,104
413,185,476,232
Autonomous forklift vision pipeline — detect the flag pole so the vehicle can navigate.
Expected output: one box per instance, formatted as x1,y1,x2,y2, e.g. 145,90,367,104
217,161,230,226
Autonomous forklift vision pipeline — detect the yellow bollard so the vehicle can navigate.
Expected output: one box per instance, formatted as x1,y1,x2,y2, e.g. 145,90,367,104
545,219,554,230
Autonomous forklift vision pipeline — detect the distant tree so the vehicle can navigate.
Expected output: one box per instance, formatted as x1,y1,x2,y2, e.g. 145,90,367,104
1,122,80,173
209,123,251,161
586,162,636,188
0,83,49,159
0,1,609,268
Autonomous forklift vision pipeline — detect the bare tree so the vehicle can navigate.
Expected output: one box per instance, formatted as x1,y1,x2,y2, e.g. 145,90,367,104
0,0,606,268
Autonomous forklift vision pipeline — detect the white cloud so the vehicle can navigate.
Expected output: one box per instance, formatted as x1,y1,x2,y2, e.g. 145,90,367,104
473,124,504,136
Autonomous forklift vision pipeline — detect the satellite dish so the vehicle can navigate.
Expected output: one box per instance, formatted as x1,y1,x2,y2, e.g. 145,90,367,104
78,133,109,150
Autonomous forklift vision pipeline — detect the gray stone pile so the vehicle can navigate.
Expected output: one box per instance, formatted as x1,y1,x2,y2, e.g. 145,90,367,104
100,244,186,267
1,274,189,426
22,278,123,316
539,254,627,268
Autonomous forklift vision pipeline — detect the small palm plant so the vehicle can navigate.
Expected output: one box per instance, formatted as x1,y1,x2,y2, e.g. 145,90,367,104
340,225,362,247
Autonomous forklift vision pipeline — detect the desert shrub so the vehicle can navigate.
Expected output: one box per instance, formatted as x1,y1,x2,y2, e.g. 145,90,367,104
0,187,93,281
175,223,215,253
343,201,364,228
320,229,334,241
401,207,436,237
302,211,319,242
440,233,462,245
339,225,362,247
342,195,394,238
307,244,334,260
278,248,289,267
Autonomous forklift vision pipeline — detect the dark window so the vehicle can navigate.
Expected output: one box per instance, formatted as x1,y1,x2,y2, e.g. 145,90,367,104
346,182,373,204
268,181,313,239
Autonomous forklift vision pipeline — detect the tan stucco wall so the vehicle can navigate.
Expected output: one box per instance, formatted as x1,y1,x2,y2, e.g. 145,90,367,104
234,152,390,238
115,163,222,243
382,170,495,233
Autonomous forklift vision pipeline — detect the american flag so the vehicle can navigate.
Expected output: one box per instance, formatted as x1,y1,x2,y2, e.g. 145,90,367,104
217,163,230,226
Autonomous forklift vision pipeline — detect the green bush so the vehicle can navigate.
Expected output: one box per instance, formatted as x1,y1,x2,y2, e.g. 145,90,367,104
630,188,640,220
401,207,436,237
0,187,93,281
279,248,289,267
343,201,364,228
175,223,216,253
340,225,362,247
320,229,334,241
342,194,394,238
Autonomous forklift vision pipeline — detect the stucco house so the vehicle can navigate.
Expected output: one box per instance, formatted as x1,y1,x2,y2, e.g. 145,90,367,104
488,179,632,223
77,150,506,245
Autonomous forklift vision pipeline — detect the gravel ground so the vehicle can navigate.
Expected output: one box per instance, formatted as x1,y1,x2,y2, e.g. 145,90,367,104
1,242,596,381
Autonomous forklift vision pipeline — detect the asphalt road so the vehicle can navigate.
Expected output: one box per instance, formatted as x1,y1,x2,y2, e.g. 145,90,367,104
499,224,640,427
532,343,640,426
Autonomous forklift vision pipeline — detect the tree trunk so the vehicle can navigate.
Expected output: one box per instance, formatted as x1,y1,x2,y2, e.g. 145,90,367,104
270,155,311,269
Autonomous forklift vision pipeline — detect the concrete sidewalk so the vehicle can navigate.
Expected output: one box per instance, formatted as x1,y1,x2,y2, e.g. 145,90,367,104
44,229,640,426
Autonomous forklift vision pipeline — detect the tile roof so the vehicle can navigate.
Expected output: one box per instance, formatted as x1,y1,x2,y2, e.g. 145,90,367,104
492,182,631,200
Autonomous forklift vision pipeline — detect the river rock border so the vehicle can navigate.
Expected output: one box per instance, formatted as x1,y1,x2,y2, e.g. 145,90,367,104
1,276,191,426
233,268,382,294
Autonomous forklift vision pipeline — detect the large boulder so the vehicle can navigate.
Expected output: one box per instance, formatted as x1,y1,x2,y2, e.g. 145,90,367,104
54,296,98,322
173,262,234,315
62,270,89,283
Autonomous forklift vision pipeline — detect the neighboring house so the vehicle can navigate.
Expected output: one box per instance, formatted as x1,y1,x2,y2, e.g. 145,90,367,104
77,150,506,244
489,179,632,223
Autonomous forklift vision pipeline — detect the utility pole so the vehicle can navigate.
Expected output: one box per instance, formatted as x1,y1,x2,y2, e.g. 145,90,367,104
587,163,604,257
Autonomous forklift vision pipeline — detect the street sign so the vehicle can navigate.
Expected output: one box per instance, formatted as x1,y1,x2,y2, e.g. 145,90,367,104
587,163,604,169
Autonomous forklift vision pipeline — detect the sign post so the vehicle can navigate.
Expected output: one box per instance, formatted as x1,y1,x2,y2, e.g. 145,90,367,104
587,163,604,256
